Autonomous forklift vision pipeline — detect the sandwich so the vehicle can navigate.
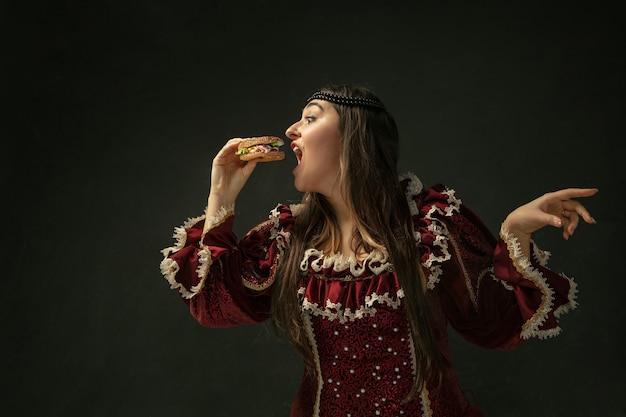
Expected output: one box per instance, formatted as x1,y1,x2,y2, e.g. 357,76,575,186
235,136,285,162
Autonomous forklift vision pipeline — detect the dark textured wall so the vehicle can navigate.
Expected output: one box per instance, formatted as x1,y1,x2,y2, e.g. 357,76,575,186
3,1,624,416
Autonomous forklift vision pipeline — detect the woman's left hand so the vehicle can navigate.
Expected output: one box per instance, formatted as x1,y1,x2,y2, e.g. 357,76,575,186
503,188,598,241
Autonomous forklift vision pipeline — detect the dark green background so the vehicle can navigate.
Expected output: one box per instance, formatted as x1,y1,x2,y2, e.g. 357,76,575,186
3,1,624,416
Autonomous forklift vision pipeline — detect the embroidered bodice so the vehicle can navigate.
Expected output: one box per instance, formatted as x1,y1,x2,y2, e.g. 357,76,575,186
160,173,578,417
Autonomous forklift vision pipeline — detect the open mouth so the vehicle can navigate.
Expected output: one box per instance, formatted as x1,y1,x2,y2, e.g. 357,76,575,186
292,144,302,164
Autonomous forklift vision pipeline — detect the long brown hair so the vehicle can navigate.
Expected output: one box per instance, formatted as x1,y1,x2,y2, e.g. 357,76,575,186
271,85,447,401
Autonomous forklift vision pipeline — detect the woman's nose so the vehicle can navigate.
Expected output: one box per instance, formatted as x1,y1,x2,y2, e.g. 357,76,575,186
285,121,300,140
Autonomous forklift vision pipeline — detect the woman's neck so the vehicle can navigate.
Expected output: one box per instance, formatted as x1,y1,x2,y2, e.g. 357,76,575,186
323,193,369,260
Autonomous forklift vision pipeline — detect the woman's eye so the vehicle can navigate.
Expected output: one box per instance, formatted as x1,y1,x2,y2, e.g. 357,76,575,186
305,116,316,123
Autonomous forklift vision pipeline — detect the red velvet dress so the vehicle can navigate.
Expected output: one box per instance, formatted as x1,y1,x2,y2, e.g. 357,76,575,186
160,173,577,417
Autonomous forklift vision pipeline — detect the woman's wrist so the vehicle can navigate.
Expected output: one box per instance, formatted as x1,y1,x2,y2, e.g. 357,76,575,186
207,192,236,218
502,216,532,259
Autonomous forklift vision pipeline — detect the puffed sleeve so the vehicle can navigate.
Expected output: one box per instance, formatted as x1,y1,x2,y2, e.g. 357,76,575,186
401,173,578,350
159,203,298,328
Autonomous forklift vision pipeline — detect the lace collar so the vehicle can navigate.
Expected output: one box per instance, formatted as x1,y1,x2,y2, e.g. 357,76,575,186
300,248,393,277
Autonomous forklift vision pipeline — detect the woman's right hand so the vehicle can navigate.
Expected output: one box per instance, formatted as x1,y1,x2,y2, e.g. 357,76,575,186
207,138,258,215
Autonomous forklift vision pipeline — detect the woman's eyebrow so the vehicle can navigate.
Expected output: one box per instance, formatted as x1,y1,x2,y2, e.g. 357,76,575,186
303,102,325,112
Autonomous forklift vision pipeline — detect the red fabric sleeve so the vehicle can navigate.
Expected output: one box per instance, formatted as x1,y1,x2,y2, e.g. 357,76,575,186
410,182,577,350
160,204,296,328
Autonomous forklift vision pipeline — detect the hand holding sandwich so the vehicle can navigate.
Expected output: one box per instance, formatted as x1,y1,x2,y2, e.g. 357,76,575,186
205,137,284,231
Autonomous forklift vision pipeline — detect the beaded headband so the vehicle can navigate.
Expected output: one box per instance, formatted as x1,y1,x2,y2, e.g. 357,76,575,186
307,91,386,110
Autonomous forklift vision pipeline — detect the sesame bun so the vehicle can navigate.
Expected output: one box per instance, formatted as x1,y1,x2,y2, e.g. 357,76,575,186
237,136,285,162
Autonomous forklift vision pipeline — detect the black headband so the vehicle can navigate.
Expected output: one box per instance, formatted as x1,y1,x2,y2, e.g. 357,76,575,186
307,91,386,110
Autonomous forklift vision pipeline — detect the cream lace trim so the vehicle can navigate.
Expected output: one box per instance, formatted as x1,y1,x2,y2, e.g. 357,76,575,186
200,204,236,243
420,385,433,417
303,313,323,417
301,248,392,276
400,172,424,216
555,273,578,318
499,225,577,339
419,189,462,291
159,204,235,299
299,287,405,324
401,172,424,243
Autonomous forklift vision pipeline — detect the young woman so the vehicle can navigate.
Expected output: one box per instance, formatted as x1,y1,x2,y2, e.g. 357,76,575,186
160,85,597,417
